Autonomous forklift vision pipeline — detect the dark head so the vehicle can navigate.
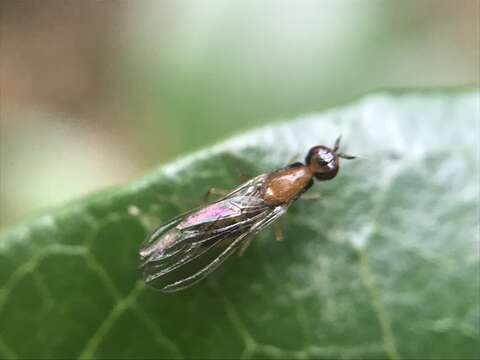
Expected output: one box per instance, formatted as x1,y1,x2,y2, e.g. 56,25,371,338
305,136,355,180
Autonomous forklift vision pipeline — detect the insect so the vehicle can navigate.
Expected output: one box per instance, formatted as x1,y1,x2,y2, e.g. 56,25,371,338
139,137,355,292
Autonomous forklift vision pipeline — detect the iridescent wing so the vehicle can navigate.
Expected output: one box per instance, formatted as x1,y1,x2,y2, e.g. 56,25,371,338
139,174,288,292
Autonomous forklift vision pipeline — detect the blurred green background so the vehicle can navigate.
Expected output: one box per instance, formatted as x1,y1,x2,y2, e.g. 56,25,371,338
0,0,478,229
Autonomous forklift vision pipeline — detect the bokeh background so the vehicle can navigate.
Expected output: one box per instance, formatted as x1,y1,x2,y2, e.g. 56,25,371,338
1,0,478,229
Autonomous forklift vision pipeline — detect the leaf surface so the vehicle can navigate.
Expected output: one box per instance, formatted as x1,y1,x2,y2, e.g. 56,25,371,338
1,89,479,359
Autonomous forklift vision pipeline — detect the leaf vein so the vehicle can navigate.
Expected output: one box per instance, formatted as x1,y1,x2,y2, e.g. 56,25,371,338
78,281,144,360
132,303,184,359
0,245,86,313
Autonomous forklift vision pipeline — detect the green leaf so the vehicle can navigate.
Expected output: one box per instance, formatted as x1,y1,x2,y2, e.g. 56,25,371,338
1,89,478,360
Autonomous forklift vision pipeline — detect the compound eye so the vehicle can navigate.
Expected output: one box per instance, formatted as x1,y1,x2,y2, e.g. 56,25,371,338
318,151,334,165
305,146,339,181
305,145,328,165
314,165,338,180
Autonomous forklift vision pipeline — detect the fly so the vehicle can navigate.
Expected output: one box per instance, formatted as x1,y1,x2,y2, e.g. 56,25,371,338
139,137,355,292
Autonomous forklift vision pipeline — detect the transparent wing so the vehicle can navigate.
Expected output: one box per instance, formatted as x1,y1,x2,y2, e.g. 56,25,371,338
142,205,287,292
139,174,289,292
160,204,288,292
140,177,267,264
141,209,268,283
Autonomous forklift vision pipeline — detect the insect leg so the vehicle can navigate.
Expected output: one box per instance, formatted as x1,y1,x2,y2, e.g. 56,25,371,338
301,192,321,201
273,223,284,241
203,187,230,203
286,153,301,165
238,172,250,182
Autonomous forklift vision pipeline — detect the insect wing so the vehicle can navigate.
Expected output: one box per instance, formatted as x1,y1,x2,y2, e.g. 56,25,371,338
139,174,288,292
140,174,265,261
